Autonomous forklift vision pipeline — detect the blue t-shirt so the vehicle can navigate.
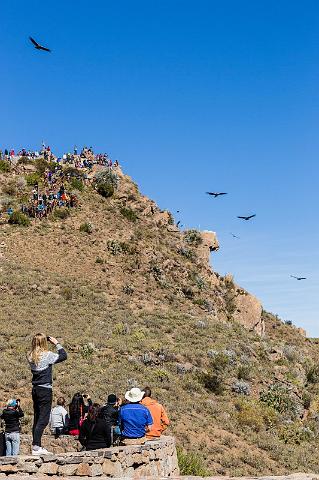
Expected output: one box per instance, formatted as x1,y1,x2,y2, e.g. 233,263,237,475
119,403,153,438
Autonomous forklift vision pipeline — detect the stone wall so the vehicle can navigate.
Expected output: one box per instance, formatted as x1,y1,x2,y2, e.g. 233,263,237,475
0,435,179,478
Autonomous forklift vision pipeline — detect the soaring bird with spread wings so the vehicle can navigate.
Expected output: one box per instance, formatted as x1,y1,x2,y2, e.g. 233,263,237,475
237,214,256,221
206,192,228,198
290,275,307,281
29,37,51,52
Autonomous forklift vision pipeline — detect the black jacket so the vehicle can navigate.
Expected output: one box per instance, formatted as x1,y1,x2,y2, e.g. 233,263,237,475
100,404,119,427
79,418,111,450
0,407,24,433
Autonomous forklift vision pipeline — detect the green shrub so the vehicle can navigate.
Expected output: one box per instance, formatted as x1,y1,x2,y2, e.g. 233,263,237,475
107,240,135,255
120,207,138,222
178,247,196,261
235,398,279,431
184,229,203,246
53,208,70,220
0,160,10,173
94,168,119,198
237,364,252,381
260,383,299,418
95,257,104,264
279,422,315,444
306,364,319,384
8,211,30,226
17,156,32,165
25,172,41,186
35,158,49,174
200,371,224,395
79,222,93,234
177,448,210,476
70,178,84,191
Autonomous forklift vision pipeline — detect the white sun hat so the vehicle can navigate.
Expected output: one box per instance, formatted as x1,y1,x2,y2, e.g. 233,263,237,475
125,387,145,403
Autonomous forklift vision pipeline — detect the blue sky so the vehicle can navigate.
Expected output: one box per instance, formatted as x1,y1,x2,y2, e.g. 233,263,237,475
1,0,319,335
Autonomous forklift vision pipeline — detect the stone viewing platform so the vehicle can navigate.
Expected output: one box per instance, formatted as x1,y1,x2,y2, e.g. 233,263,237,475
0,435,179,478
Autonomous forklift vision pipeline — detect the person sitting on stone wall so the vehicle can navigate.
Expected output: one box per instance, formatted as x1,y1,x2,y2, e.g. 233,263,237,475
0,399,24,456
100,394,121,445
79,404,111,450
141,387,169,440
119,388,153,445
49,397,69,438
68,393,92,436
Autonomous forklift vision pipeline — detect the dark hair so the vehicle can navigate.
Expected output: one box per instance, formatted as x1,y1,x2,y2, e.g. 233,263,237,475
87,403,101,422
69,393,84,416
57,396,65,406
143,386,152,398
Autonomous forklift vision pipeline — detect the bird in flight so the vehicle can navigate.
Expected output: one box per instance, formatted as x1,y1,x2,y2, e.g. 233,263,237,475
237,214,256,221
176,221,181,227
29,36,51,52
206,192,228,198
290,275,307,281
230,233,240,239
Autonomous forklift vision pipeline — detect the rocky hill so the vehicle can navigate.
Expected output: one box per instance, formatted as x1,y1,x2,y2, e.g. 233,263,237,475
1,158,319,476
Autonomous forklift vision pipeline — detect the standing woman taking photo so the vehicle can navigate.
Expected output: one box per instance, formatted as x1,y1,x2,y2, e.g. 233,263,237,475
28,333,67,455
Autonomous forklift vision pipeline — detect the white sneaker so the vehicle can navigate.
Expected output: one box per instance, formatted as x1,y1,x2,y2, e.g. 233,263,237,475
32,447,52,455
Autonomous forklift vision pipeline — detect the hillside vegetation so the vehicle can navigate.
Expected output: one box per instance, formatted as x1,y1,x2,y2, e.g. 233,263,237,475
1,158,319,476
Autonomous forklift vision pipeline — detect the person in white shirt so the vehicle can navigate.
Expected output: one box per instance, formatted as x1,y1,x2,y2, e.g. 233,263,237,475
49,397,69,438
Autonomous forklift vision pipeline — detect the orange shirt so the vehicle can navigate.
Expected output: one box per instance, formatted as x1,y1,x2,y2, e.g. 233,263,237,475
141,397,169,437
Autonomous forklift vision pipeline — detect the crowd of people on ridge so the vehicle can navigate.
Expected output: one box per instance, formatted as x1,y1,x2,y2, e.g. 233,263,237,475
0,334,169,457
0,143,119,222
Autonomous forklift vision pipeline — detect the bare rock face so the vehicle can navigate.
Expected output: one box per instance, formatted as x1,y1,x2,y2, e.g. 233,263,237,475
197,230,219,265
233,291,265,336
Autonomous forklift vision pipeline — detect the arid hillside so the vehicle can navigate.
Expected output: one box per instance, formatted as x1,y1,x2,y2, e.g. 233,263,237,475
1,158,319,476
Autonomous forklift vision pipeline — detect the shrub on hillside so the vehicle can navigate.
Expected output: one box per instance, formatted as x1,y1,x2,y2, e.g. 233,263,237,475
0,160,10,173
237,364,252,381
107,240,134,255
279,422,315,444
306,364,319,384
2,180,17,196
79,222,93,234
232,380,251,396
177,247,196,261
35,158,50,174
70,177,84,191
184,229,203,246
53,208,70,220
25,172,41,186
176,448,210,476
120,206,138,222
17,156,32,165
8,211,30,226
260,383,300,418
235,398,279,431
94,168,119,198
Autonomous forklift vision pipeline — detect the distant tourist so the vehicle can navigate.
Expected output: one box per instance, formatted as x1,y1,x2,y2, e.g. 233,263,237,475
141,387,169,439
68,393,92,436
28,334,67,455
79,404,111,450
49,397,69,438
0,399,24,456
119,388,153,445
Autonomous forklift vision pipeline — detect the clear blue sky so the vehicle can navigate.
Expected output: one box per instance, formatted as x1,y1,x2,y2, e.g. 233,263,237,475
2,1,319,335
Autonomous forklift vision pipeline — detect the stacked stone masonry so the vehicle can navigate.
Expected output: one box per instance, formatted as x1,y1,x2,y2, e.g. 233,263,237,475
0,435,179,478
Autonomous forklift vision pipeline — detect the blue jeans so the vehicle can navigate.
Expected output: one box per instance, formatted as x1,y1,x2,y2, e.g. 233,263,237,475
5,432,20,456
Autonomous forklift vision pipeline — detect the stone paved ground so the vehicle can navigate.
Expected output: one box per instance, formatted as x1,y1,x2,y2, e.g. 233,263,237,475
1,475,319,480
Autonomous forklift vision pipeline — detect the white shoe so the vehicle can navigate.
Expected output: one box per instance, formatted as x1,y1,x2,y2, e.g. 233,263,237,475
32,447,52,455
